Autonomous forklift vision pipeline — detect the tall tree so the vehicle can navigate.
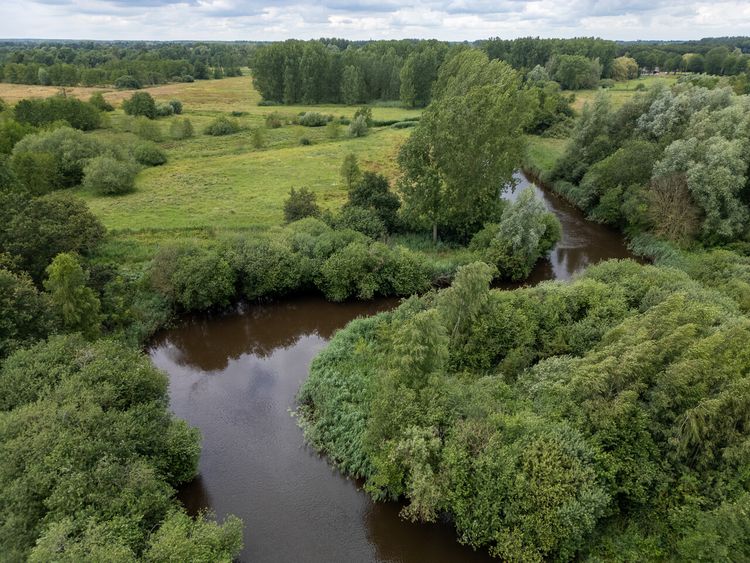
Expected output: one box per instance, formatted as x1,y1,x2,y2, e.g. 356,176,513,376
399,51,533,240
44,252,100,338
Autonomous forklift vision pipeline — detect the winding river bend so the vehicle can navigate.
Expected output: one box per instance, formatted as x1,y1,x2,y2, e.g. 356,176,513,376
149,173,635,562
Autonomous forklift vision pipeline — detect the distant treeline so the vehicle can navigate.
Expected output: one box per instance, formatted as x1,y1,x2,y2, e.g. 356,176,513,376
618,37,750,74
0,41,252,87
251,39,448,106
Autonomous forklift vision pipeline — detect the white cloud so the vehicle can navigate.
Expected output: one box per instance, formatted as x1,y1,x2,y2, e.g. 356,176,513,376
1,0,749,40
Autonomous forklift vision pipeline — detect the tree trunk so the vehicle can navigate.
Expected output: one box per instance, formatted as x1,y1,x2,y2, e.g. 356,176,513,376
432,223,438,245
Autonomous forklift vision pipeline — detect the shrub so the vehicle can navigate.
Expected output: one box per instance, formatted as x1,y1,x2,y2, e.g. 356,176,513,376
122,91,157,119
634,82,647,91
133,142,167,166
354,106,373,126
326,120,341,138
348,115,368,137
169,117,194,140
0,192,106,282
348,171,400,232
168,99,183,114
156,102,175,117
0,119,35,155
9,151,61,195
204,116,240,136
599,79,615,89
225,237,302,299
82,155,140,195
88,92,113,112
298,112,329,127
334,205,386,239
284,187,320,222
10,126,104,187
252,127,267,149
151,244,235,311
114,75,141,89
14,96,101,131
133,116,163,141
299,137,311,146
391,121,417,129
265,112,283,128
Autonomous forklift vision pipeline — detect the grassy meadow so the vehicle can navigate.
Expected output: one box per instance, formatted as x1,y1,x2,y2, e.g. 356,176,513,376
3,71,662,266
567,74,678,111
12,73,420,264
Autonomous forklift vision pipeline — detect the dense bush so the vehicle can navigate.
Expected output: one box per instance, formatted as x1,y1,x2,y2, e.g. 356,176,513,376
114,74,141,89
347,171,400,232
151,243,235,311
82,155,140,195
88,91,114,112
265,111,283,128
168,99,183,114
298,111,329,127
284,187,320,222
169,117,194,139
348,115,368,137
0,266,56,358
204,116,240,136
0,119,35,155
133,116,163,141
156,102,175,117
332,205,387,239
14,96,101,130
300,259,750,560
0,335,242,561
122,91,157,118
133,141,167,166
10,126,105,188
470,188,561,280
0,191,105,282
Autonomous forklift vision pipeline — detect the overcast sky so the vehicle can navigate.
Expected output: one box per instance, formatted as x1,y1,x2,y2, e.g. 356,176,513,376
1,0,749,42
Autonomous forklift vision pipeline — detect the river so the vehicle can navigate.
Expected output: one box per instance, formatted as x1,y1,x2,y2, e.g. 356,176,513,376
149,172,636,562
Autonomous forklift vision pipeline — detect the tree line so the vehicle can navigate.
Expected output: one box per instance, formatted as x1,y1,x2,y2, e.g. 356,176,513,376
0,40,250,87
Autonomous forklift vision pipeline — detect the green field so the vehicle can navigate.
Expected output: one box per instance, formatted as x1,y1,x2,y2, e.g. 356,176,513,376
63,74,420,262
568,75,678,111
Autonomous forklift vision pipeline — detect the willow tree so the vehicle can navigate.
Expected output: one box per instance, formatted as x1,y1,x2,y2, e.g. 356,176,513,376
398,50,533,242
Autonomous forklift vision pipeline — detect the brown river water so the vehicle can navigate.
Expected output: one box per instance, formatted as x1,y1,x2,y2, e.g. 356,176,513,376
149,173,636,562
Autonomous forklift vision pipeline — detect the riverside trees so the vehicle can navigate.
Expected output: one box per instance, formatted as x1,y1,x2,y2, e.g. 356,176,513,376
398,50,534,241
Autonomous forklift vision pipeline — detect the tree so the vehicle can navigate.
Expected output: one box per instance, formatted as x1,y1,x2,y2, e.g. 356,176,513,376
705,46,729,75
399,54,533,240
10,151,61,195
0,192,105,282
341,65,364,105
348,115,368,137
547,55,602,90
611,56,639,81
44,252,101,338
284,187,320,222
0,267,56,358
470,188,561,280
122,91,157,119
340,153,361,190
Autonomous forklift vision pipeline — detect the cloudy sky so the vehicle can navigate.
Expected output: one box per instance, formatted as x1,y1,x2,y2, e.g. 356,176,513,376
1,0,749,41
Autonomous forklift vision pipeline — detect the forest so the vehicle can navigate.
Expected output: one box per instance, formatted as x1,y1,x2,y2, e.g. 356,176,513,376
1,31,750,561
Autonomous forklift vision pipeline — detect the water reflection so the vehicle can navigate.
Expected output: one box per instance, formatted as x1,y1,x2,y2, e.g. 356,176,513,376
151,298,492,563
504,172,636,284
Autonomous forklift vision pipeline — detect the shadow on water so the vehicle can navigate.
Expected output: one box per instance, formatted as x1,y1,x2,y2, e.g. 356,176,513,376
150,172,636,562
